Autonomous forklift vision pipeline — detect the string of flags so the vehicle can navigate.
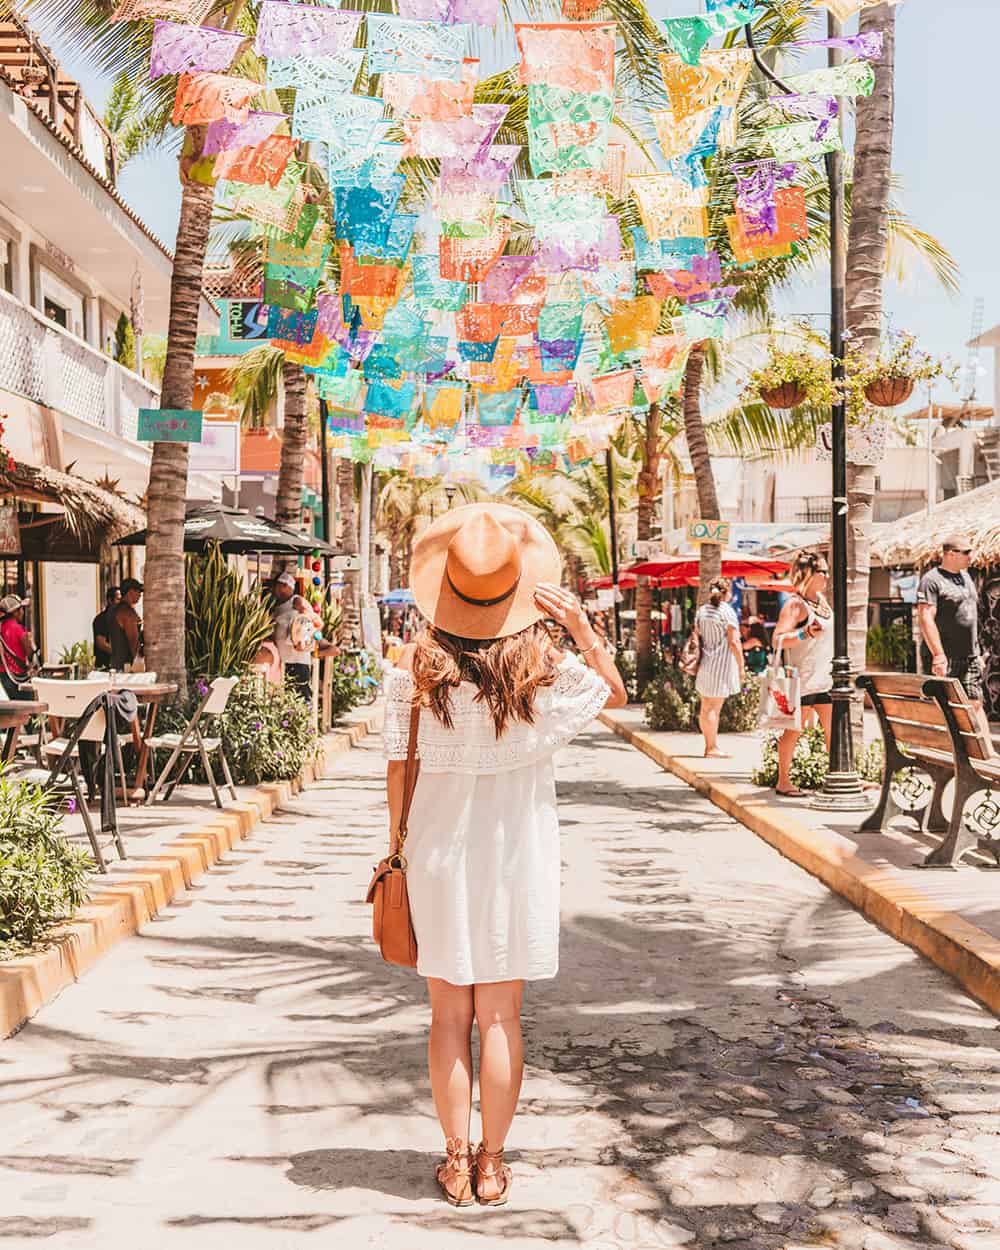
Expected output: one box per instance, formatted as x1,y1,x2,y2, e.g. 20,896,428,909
117,0,899,489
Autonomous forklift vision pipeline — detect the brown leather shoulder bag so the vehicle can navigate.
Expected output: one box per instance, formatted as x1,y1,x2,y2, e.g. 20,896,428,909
365,701,419,968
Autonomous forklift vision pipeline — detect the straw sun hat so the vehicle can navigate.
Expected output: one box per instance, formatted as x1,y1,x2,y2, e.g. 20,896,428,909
410,502,562,640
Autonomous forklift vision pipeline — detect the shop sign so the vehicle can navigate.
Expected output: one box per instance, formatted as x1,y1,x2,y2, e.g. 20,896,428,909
687,518,731,546
137,409,203,442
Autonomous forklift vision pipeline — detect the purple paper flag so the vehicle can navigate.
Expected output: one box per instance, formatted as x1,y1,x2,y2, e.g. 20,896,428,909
204,110,286,155
479,256,536,304
398,0,499,24
438,144,520,193
734,162,796,235
256,3,362,58
532,382,576,416
794,30,883,60
150,21,246,78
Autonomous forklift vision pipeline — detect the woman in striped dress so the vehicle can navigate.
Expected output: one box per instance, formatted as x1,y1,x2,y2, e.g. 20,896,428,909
694,578,745,758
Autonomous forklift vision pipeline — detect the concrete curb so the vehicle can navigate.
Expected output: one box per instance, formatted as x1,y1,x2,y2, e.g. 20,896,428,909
0,710,382,1040
600,711,1000,1018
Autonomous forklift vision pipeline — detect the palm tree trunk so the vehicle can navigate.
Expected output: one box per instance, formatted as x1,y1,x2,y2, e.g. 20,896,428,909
144,174,215,696
635,402,661,691
274,359,308,530
846,4,896,733
336,457,360,642
682,345,721,604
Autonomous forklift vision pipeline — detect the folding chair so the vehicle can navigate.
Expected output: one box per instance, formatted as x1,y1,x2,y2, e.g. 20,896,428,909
8,677,124,872
145,677,239,809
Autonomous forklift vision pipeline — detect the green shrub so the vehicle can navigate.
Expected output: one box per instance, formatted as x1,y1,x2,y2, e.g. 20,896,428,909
615,650,637,702
751,726,829,790
645,679,695,731
645,667,760,734
58,640,95,676
857,738,886,784
186,543,274,677
866,620,914,670
0,772,91,956
157,676,319,786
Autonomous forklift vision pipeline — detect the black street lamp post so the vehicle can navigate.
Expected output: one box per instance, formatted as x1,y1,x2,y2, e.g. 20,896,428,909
745,17,867,809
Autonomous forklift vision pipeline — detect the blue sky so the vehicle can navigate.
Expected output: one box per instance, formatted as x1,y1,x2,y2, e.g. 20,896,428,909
42,0,999,405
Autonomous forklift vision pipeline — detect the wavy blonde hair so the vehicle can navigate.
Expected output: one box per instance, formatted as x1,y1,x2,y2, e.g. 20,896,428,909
411,622,559,737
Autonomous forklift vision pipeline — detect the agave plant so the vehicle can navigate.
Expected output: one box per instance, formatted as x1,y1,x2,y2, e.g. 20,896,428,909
185,542,274,678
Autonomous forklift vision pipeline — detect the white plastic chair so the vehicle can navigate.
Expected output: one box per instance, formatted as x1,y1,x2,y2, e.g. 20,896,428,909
145,677,239,809
10,677,123,870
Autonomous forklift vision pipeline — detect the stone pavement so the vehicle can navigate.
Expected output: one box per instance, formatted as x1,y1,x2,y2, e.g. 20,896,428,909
1,723,999,1250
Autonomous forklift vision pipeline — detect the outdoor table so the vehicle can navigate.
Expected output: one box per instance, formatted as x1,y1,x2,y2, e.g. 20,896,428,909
109,681,179,800
0,700,47,763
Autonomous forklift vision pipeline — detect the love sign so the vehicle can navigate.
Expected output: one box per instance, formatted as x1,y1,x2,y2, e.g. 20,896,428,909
687,518,731,546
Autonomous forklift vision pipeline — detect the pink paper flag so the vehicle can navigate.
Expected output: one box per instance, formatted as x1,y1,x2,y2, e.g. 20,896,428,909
172,73,262,127
515,22,615,95
398,0,499,24
479,256,536,304
382,59,478,121
149,21,246,78
404,104,507,159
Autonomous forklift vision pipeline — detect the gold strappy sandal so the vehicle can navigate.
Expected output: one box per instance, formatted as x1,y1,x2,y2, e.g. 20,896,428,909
436,1137,475,1207
475,1143,512,1206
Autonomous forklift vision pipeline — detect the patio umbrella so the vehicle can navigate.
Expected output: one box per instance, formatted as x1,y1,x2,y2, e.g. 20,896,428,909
625,552,790,586
379,588,415,605
115,505,339,555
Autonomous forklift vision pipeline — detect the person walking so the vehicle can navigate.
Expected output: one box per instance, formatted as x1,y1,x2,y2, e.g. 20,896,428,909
741,617,769,676
92,585,121,670
109,578,144,671
693,577,744,758
0,594,37,699
269,571,339,704
916,534,985,726
771,553,833,797
381,502,626,1208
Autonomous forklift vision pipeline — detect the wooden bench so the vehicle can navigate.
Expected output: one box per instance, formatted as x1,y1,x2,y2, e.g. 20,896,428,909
856,671,1000,868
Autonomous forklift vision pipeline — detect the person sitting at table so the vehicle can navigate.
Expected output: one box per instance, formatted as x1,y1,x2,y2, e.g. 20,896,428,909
0,593,38,700
92,585,121,671
109,579,144,671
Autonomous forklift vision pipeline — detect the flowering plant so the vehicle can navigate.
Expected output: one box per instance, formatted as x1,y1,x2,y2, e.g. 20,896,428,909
843,332,957,421
742,347,838,410
0,415,16,473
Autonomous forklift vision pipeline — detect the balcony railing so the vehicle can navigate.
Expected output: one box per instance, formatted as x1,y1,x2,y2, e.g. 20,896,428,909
0,287,159,442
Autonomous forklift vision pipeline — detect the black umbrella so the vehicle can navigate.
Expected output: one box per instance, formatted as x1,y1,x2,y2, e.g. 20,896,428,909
115,505,339,555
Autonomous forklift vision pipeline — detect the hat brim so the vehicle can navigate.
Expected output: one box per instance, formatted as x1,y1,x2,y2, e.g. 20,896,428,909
410,503,562,640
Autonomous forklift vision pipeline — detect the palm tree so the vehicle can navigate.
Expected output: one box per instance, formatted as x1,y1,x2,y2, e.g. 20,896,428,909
337,458,360,643
274,360,309,531
633,400,663,690
845,4,896,718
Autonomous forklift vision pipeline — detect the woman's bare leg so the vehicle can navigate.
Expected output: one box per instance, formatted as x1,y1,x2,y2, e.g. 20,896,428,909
777,728,801,792
815,701,833,745
474,979,523,1197
427,977,475,1149
699,696,724,755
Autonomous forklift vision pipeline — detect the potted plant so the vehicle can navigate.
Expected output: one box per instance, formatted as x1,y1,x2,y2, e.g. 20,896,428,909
847,332,955,411
743,347,837,411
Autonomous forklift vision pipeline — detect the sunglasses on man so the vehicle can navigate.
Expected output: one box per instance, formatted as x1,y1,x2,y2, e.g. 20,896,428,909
945,546,972,555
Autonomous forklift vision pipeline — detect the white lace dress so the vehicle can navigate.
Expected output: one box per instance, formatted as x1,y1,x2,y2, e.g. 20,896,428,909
382,655,610,985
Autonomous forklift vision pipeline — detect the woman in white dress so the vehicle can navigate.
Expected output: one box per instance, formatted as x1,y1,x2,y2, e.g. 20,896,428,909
383,503,627,1207
693,578,744,758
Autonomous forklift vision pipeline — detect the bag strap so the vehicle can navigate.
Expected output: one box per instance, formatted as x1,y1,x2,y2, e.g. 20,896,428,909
397,701,420,850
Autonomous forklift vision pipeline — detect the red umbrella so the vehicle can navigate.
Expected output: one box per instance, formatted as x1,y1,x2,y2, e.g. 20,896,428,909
589,573,637,590
626,553,791,583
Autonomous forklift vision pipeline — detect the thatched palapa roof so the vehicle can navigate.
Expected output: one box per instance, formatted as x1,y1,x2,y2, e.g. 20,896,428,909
871,478,1000,569
0,461,146,548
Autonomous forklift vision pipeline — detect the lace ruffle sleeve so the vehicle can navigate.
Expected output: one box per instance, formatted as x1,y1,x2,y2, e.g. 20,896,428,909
537,654,610,751
382,666,415,761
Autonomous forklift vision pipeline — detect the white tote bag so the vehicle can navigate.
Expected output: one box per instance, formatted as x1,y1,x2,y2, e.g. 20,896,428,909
758,644,802,733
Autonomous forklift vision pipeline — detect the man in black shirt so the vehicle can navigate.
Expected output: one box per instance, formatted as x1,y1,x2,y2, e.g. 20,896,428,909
917,532,983,716
92,586,120,670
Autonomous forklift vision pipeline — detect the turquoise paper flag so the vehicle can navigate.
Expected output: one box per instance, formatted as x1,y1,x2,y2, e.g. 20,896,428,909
477,389,521,426
412,253,468,311
662,3,762,66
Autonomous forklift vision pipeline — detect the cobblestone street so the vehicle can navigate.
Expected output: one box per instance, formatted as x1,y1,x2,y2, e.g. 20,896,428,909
1,725,998,1250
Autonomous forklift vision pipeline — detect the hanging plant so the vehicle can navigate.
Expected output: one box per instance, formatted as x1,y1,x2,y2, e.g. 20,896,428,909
742,347,837,411
846,332,956,414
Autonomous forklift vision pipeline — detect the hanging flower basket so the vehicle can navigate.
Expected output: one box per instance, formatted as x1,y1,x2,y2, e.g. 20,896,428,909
864,375,914,408
760,381,807,410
